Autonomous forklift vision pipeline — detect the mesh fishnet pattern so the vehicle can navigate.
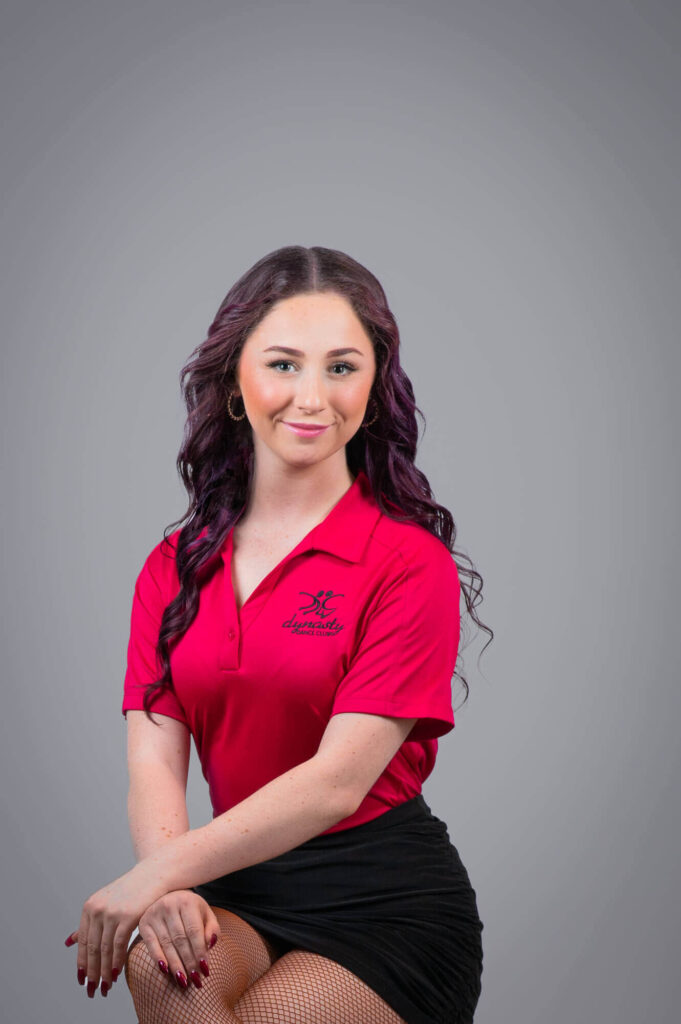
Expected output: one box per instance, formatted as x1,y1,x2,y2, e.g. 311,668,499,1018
234,948,408,1024
124,906,408,1024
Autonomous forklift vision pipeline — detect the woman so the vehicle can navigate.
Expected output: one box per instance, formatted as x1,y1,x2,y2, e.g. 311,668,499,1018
65,245,492,1023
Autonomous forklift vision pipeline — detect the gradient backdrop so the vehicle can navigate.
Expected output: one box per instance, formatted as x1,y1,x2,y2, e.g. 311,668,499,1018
2,2,679,1022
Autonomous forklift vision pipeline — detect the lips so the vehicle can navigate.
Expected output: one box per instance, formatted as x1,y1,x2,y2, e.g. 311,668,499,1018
282,421,330,437
285,422,329,430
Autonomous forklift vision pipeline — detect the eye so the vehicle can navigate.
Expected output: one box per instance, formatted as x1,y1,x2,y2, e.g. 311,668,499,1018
266,360,296,372
330,362,358,375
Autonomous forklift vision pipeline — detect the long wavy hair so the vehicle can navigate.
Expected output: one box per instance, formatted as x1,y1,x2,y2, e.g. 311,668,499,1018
141,245,492,724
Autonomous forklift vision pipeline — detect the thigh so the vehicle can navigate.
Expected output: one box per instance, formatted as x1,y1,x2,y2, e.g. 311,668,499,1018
233,948,408,1024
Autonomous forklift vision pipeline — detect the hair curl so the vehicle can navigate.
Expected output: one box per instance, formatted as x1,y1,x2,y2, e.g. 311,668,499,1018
141,245,493,724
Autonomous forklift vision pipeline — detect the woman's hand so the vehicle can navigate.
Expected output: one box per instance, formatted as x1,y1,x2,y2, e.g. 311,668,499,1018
64,863,165,998
136,890,222,989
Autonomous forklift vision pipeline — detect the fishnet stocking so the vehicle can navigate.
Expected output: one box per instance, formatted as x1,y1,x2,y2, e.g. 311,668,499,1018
125,905,408,1024
234,948,409,1024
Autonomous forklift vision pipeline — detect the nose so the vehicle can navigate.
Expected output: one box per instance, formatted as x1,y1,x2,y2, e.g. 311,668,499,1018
293,368,327,413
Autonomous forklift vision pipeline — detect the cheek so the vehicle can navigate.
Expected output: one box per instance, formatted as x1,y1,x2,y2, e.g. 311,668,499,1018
341,379,373,413
242,369,286,410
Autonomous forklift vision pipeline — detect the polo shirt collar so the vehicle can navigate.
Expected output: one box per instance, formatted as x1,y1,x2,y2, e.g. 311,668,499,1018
298,469,382,563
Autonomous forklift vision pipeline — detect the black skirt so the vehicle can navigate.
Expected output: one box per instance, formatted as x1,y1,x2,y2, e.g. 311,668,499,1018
192,794,484,1024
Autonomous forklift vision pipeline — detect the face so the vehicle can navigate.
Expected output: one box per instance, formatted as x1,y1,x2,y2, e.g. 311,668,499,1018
234,291,377,471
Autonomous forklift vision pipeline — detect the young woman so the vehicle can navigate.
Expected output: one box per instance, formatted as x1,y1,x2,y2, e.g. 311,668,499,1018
65,245,492,1023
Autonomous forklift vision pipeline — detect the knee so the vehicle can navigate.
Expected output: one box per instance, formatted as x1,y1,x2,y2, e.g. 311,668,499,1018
124,933,160,991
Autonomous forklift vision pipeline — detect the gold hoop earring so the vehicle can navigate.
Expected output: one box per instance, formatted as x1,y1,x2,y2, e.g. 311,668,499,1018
363,400,378,427
227,391,246,421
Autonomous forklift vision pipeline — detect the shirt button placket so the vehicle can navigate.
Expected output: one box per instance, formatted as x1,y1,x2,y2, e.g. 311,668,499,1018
220,625,239,670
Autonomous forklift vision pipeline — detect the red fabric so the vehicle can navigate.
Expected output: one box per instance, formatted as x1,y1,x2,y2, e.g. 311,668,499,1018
122,470,461,834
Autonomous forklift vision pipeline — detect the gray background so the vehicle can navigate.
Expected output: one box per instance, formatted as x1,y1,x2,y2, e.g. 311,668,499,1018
2,1,679,1021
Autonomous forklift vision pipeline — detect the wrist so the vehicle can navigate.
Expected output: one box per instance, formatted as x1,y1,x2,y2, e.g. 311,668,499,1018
129,844,176,903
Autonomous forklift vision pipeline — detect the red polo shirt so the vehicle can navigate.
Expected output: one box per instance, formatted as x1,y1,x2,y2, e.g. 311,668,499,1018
122,470,461,834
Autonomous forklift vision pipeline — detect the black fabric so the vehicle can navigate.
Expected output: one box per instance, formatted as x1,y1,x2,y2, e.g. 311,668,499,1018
192,795,484,1024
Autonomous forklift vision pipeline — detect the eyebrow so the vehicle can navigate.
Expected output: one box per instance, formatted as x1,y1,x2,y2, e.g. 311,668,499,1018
263,345,365,358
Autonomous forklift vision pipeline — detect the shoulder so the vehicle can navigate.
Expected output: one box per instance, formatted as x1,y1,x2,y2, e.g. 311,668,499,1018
137,528,181,594
370,514,460,594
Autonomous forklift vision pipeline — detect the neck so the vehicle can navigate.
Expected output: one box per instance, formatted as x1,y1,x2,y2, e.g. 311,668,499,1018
241,461,356,527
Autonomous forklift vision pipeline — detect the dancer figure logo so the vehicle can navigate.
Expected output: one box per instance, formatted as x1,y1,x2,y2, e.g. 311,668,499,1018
281,590,346,636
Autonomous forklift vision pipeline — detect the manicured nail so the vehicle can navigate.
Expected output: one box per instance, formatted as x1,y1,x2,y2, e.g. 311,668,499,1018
101,982,109,997
199,958,210,977
210,933,218,948
158,959,168,974
87,979,97,998
65,934,76,947
77,967,86,985
175,970,188,989
190,970,202,988
111,967,120,982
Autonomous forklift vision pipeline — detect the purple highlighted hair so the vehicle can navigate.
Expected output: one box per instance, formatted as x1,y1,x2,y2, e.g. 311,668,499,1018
141,245,492,722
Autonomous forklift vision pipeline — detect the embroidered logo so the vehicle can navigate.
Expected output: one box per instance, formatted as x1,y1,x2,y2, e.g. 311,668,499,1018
281,589,345,637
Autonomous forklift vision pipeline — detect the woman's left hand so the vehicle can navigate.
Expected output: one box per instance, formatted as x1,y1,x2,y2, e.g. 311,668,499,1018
64,864,165,998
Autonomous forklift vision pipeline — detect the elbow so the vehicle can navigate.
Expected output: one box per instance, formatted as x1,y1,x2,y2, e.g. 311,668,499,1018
310,757,364,819
331,784,362,820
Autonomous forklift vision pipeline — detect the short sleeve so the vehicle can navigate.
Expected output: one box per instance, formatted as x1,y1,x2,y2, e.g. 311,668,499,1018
331,543,461,742
121,544,189,727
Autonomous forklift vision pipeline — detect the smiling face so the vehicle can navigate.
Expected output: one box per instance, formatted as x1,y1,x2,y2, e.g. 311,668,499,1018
234,291,377,472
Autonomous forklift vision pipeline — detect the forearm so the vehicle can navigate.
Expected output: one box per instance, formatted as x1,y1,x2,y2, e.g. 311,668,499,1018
127,762,190,862
132,756,354,896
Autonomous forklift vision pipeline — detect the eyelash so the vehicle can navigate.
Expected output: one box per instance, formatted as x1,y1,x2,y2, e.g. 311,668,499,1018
266,360,358,376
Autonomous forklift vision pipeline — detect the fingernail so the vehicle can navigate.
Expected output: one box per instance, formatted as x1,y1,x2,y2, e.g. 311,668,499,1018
210,933,218,948
65,934,76,947
101,982,109,997
190,970,202,988
111,967,120,982
158,959,168,974
199,958,210,977
77,967,86,986
87,979,97,998
175,970,188,989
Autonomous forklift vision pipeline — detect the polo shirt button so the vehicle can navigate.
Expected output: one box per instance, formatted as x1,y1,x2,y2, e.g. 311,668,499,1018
228,629,236,641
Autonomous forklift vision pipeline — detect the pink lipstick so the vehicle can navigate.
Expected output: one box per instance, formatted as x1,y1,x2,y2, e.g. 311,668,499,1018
283,422,330,437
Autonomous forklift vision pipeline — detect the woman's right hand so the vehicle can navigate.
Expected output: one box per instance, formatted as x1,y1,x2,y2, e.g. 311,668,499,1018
136,890,221,989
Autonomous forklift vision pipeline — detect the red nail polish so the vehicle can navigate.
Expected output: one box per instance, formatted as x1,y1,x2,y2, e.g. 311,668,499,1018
190,970,202,988
210,933,218,948
87,979,97,998
199,958,210,977
175,970,188,989
111,967,120,982
65,934,76,947
158,959,168,974
77,967,86,985
101,982,109,997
